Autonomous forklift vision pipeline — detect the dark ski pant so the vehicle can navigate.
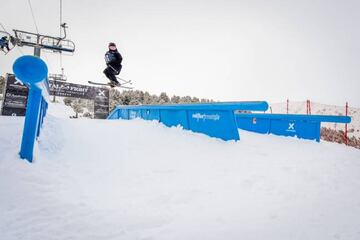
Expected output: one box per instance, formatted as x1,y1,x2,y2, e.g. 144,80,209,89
103,65,122,83
0,43,10,52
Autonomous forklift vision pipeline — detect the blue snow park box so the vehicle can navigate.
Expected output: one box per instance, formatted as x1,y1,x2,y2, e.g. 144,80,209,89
107,101,269,141
187,109,239,140
235,113,351,142
141,109,160,121
160,110,189,129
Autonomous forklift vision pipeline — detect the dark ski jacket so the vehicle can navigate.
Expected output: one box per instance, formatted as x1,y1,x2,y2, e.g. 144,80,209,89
0,37,9,47
105,50,122,70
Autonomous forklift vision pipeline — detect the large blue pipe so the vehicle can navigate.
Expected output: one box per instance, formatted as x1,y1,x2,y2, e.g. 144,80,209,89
13,55,49,162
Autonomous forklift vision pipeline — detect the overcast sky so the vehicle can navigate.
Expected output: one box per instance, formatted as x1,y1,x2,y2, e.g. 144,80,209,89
1,0,359,107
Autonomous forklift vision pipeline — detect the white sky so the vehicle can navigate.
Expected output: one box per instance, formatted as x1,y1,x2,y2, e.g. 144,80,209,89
1,0,359,107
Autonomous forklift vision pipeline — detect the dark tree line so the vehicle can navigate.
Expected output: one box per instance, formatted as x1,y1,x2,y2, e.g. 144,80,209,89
109,89,214,111
62,89,214,118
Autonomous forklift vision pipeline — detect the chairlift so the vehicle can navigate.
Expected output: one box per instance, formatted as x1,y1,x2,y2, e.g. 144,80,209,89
13,29,76,55
41,36,75,55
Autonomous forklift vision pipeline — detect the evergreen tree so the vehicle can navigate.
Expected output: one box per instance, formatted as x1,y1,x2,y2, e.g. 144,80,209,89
170,95,180,103
151,94,159,104
121,91,132,105
191,97,200,103
159,92,170,104
180,96,192,103
110,88,122,110
63,97,73,106
71,98,84,118
0,76,5,95
143,91,152,104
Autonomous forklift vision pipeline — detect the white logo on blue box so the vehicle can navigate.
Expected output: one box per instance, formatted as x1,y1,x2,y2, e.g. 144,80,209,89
192,113,220,121
129,110,138,119
286,122,296,132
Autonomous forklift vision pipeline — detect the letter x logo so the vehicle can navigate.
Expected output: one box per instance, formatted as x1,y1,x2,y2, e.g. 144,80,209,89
14,79,24,85
288,123,295,130
97,89,105,97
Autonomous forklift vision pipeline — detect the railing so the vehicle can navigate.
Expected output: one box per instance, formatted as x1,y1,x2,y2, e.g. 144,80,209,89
12,55,49,162
236,113,351,142
108,102,269,141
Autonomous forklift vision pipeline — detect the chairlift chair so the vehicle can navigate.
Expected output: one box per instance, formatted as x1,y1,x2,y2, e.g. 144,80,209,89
13,29,76,55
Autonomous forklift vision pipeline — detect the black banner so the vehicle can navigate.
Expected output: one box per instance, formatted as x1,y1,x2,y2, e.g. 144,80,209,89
1,75,109,118
49,80,95,99
94,88,109,119
49,80,109,119
1,74,29,116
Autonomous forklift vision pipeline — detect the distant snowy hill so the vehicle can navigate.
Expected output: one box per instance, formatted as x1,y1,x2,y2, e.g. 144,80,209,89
268,101,360,138
1,102,360,239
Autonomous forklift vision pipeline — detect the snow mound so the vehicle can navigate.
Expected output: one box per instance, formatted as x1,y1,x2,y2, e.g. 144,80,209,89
1,103,360,240
47,101,76,118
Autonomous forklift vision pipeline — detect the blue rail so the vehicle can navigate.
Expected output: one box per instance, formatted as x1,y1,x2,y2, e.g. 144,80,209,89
236,113,351,142
108,102,269,141
13,55,49,162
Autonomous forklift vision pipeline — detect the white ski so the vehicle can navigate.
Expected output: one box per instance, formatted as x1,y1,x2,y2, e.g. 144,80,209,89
88,81,134,89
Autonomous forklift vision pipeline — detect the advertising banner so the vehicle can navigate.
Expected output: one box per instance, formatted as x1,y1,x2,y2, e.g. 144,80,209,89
1,74,29,116
49,80,95,99
1,74,109,118
93,88,109,119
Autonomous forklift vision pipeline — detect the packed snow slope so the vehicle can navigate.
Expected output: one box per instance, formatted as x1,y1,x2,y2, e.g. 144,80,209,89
1,103,360,240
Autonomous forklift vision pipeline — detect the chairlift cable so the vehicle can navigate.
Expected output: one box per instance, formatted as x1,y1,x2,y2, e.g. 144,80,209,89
59,0,63,71
60,0,63,38
0,22,8,33
27,0,40,34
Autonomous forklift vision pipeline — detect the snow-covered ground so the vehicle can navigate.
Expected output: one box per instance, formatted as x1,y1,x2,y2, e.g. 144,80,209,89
1,103,360,240
269,101,360,138
47,101,76,118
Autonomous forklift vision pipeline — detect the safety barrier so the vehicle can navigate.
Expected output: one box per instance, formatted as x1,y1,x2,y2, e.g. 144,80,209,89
12,55,49,162
108,102,269,141
236,113,351,142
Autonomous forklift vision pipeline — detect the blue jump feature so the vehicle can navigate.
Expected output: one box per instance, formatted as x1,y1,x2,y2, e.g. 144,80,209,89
236,113,351,142
13,55,49,162
108,101,269,141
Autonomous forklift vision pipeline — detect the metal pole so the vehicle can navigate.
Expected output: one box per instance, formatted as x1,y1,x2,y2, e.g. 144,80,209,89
286,98,289,114
34,47,41,57
34,34,41,57
306,100,308,115
306,100,311,115
345,102,348,145
52,77,56,102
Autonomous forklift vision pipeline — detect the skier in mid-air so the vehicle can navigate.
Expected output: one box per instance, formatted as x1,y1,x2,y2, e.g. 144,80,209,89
103,42,122,86
88,43,132,88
